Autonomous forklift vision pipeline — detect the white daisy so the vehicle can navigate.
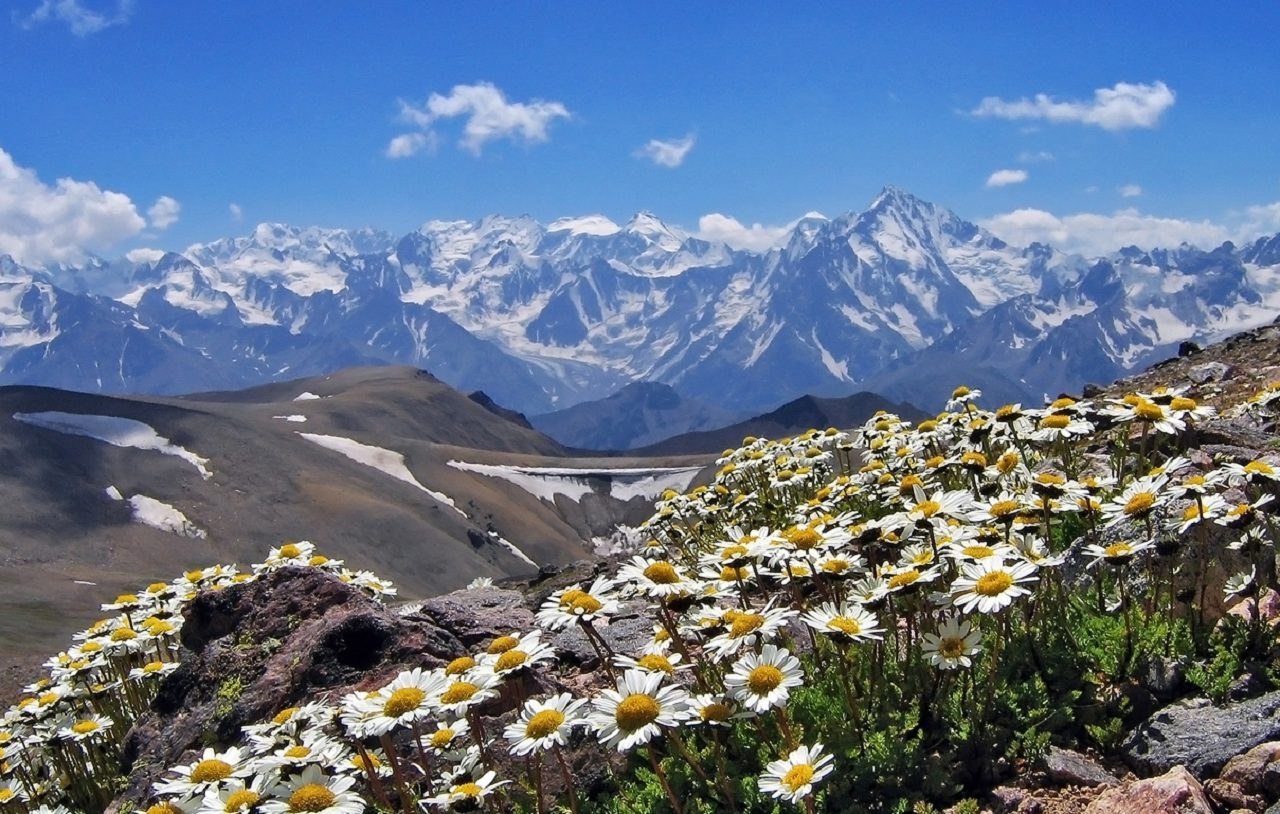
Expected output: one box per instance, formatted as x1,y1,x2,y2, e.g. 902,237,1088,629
587,669,689,752
421,770,507,810
260,765,363,814
758,742,835,804
724,644,804,713
799,602,884,643
155,747,253,799
503,693,587,756
950,558,1038,614
921,617,983,670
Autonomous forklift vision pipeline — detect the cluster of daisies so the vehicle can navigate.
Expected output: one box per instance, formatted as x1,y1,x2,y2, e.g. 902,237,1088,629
5,379,1280,814
0,543,395,814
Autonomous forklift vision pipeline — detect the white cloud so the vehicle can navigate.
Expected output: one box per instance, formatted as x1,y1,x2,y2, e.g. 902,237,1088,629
385,132,437,159
390,82,570,157
985,169,1028,188
635,134,696,168
18,0,133,36
1017,151,1055,163
124,247,165,264
981,207,1231,255
696,213,791,251
972,80,1176,131
1119,183,1143,198
228,202,243,222
0,146,146,265
147,195,180,230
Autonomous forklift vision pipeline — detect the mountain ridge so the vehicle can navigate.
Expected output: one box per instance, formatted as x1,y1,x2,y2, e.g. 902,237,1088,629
2,186,1278,415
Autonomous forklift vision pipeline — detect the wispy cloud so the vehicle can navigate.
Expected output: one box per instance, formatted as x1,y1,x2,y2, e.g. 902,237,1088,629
0,146,146,265
229,203,243,222
634,134,696,168
972,80,1175,131
979,202,1280,256
985,169,1028,188
17,0,133,36
696,213,788,251
389,82,570,157
147,195,180,230
1017,151,1054,163
1119,183,1143,198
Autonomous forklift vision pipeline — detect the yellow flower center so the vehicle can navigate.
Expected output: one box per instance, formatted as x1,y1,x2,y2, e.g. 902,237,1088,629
962,545,996,559
952,385,971,398
440,682,478,706
453,783,483,798
918,420,939,432
524,709,566,739
615,693,661,732
1050,397,1076,409
190,758,234,783
989,500,1020,519
887,570,921,590
0,791,13,803
288,784,336,813
488,635,519,654
747,665,784,695
495,650,528,672
782,527,822,550
926,455,946,469
570,594,603,614
828,616,863,637
1170,397,1197,411
111,627,138,641
939,638,966,659
272,707,299,725
721,544,749,561
1124,491,1156,516
284,745,310,759
1135,401,1164,421
81,641,104,653
1183,504,1204,521
1246,460,1275,475
974,572,1014,596
430,729,456,748
308,555,329,566
224,789,260,812
445,656,476,676
1103,543,1133,559
700,702,732,722
782,763,816,792
643,562,680,584
720,565,749,581
638,654,675,674
961,452,988,468
729,613,765,638
148,803,184,814
821,558,850,573
916,500,941,517
383,687,426,718
71,719,100,735
1040,414,1070,429
997,452,1020,473
278,543,302,558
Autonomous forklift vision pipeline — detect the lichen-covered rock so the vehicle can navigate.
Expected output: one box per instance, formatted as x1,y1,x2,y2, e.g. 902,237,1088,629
1123,692,1280,778
115,567,467,809
410,585,536,646
1083,766,1214,814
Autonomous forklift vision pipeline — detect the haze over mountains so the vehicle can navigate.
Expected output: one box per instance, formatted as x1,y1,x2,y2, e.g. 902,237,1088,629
3,186,1279,415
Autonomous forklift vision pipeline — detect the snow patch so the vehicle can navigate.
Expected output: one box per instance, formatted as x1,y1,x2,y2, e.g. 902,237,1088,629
298,433,466,515
489,531,536,567
273,414,308,422
127,495,206,538
104,485,123,501
447,460,702,504
547,215,621,236
293,392,322,401
13,412,212,478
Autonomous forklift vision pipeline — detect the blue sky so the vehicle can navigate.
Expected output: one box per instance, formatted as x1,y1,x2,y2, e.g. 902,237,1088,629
2,1,1279,263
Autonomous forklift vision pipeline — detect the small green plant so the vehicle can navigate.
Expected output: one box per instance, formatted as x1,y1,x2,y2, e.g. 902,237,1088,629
213,675,243,718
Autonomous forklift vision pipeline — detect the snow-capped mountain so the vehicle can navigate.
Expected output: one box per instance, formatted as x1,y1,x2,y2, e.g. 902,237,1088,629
1,186,1278,413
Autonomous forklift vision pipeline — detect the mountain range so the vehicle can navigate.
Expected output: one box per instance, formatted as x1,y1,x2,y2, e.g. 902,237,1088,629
2,187,1278,415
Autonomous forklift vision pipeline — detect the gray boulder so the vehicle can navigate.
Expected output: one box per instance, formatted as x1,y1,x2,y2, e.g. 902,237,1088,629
1123,692,1280,778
